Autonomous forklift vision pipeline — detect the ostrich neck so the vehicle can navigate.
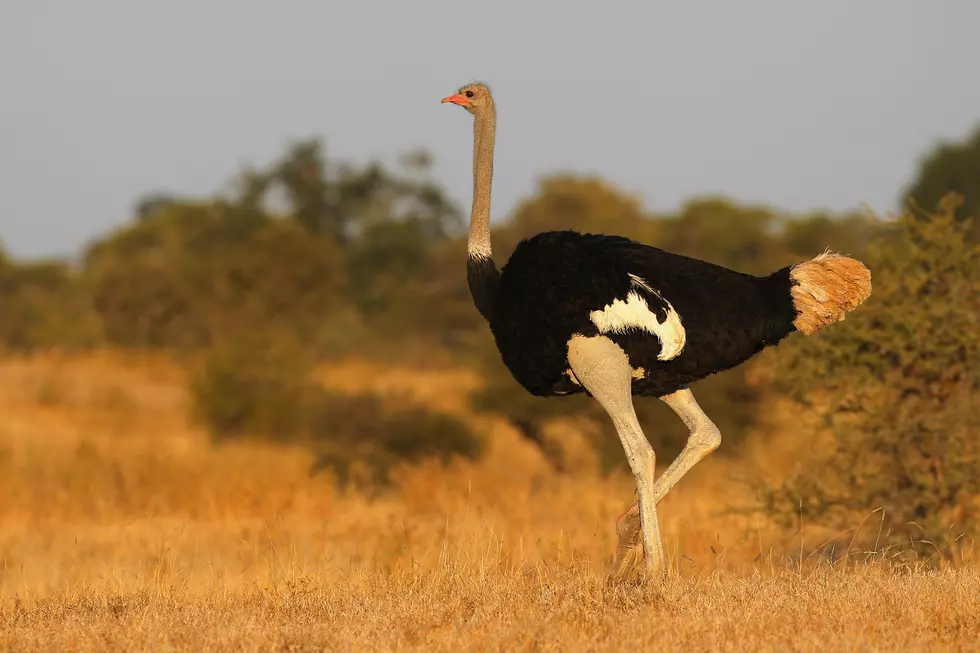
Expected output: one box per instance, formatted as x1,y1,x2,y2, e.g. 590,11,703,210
465,107,500,325
468,109,495,259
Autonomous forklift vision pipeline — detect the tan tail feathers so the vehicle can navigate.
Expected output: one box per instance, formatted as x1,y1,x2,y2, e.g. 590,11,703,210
789,251,872,336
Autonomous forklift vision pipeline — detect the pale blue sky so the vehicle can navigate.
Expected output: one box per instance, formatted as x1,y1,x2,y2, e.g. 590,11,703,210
2,0,979,259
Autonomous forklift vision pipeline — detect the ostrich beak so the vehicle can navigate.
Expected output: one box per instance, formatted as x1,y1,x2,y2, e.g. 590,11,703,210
441,93,470,106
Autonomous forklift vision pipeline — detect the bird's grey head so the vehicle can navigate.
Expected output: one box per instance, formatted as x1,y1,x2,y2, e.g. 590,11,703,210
441,82,494,116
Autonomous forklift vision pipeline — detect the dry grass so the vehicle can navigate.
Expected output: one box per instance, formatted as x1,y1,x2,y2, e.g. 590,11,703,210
1,352,977,652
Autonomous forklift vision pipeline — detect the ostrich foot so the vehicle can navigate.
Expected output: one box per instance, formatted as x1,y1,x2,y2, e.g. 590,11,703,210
608,503,645,584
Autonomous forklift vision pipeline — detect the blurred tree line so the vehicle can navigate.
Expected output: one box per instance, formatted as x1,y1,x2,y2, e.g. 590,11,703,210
0,126,977,526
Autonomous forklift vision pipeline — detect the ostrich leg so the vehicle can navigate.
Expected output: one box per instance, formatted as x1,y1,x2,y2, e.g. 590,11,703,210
567,335,666,575
612,388,722,574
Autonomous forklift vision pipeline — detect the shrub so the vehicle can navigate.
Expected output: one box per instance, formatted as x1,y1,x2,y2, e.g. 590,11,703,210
0,257,101,352
762,195,980,555
86,203,346,351
188,332,318,439
189,332,482,485
307,392,482,485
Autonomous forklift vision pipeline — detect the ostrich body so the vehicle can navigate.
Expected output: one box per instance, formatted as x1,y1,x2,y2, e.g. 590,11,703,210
442,83,871,578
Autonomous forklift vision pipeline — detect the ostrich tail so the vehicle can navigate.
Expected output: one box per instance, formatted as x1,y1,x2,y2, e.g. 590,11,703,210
789,251,872,336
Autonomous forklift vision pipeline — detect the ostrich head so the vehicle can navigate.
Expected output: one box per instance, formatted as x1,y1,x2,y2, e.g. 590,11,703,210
441,82,493,116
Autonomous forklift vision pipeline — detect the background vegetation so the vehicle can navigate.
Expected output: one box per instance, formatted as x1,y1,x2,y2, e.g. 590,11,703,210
1,123,978,550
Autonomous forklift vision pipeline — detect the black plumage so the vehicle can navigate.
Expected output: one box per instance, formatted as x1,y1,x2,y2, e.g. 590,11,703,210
468,230,800,399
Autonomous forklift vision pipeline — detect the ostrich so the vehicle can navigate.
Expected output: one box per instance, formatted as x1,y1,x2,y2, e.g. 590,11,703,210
441,82,871,577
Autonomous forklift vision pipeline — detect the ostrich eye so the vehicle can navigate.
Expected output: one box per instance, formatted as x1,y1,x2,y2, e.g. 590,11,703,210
464,90,474,98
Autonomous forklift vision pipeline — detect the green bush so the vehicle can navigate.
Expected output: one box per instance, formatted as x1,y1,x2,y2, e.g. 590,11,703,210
0,256,101,352
188,332,317,439
86,203,346,351
188,332,482,485
307,392,482,485
763,195,980,556
905,123,980,242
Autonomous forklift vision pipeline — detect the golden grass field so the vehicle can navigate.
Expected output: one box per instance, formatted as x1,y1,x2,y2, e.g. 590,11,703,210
1,352,977,651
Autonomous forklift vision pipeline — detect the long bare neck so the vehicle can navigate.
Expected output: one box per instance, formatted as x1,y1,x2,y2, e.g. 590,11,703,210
469,108,496,259
466,105,500,324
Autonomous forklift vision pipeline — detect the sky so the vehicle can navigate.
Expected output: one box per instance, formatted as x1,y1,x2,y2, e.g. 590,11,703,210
2,0,979,260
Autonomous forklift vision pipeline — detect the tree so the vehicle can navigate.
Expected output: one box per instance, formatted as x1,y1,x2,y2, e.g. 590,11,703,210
657,197,788,275
765,195,979,555
507,175,654,243
346,218,434,316
905,124,980,242
133,192,181,221
86,201,346,350
233,138,461,246
781,213,878,261
0,247,100,351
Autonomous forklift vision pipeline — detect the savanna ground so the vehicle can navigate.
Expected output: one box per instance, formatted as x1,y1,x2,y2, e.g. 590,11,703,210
1,353,977,652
